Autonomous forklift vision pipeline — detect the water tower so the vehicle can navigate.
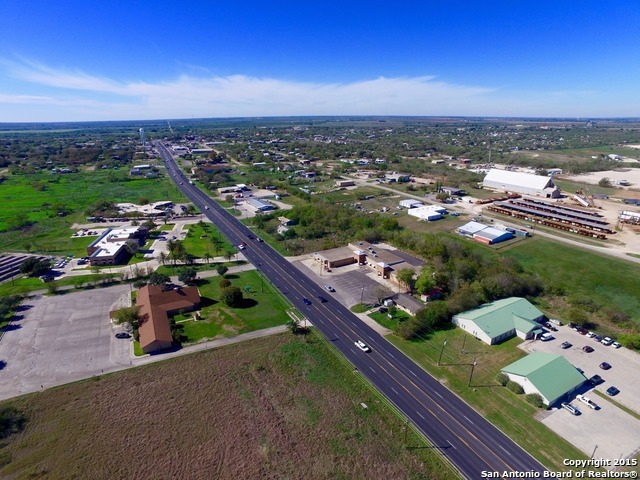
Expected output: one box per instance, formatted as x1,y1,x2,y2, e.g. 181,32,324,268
139,128,146,147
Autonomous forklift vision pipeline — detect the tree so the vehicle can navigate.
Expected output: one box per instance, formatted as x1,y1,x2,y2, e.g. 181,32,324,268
396,268,416,292
286,317,301,334
224,250,235,263
158,251,168,266
178,267,197,285
436,192,450,203
373,285,393,305
19,258,50,278
112,306,141,327
415,269,436,295
148,272,170,286
124,239,140,258
216,265,228,277
203,251,211,265
598,177,612,188
219,278,231,289
220,286,243,307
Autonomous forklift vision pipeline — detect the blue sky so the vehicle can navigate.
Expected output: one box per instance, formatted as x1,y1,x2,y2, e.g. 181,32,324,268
1,1,639,122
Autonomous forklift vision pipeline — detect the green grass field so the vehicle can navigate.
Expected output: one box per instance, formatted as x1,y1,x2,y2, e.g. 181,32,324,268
0,171,186,253
176,270,290,343
503,236,640,321
181,221,233,258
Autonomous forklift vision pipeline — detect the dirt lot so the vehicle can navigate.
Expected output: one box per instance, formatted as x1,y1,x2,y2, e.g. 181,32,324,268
0,334,454,480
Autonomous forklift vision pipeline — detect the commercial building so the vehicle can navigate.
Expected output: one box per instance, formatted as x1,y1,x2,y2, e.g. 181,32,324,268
86,226,148,266
407,205,446,221
452,297,545,345
457,221,514,245
136,285,201,354
399,199,423,209
501,352,586,406
483,169,561,198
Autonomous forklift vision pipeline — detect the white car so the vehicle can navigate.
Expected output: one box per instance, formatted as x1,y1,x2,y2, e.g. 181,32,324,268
576,394,598,410
324,285,335,292
601,337,614,346
612,341,621,349
561,402,581,415
354,340,370,352
238,244,246,250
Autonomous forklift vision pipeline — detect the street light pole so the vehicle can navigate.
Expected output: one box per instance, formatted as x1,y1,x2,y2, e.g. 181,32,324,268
438,340,447,366
468,358,477,387
360,284,365,305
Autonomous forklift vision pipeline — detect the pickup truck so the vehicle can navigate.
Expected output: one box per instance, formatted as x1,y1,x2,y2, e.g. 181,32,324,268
576,394,598,410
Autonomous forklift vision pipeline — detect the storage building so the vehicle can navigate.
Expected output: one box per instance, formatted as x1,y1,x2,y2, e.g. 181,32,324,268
483,169,561,198
452,297,544,345
407,205,445,221
501,352,586,405
399,199,423,209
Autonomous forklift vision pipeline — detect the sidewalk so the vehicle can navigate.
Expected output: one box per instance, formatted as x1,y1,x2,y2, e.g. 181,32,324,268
130,325,288,367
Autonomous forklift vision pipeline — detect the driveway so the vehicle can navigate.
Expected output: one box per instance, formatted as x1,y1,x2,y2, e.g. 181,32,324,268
0,284,132,401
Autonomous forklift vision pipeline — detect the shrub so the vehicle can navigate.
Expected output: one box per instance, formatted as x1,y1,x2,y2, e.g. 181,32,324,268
219,278,231,289
0,406,26,439
525,393,545,408
507,381,524,395
496,373,509,386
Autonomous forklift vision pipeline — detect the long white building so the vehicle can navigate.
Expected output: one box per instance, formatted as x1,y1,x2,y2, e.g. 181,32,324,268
483,169,561,198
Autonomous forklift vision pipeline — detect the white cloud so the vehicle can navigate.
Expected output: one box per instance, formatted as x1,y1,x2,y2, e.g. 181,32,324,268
1,58,636,121
0,59,502,121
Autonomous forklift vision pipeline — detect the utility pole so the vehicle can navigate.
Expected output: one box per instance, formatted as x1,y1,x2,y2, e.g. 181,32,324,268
590,444,598,459
468,358,477,387
461,335,466,353
438,340,447,366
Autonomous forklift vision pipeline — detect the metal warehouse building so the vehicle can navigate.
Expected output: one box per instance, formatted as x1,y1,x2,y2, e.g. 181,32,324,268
483,169,561,198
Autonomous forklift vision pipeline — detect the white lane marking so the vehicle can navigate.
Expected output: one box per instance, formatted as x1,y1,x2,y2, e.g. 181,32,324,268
388,352,395,358
417,411,425,420
500,445,511,456
433,391,443,399
391,387,398,395
463,415,473,424
411,371,417,377
369,366,376,373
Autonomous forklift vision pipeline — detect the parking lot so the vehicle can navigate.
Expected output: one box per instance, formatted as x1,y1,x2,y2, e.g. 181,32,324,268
0,285,133,401
521,325,640,463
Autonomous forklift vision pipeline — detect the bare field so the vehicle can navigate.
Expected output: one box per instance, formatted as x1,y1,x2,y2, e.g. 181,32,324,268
0,334,454,480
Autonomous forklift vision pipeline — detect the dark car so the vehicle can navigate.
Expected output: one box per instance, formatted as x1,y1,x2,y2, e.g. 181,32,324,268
317,296,327,303
115,332,131,339
577,328,588,335
567,322,576,329
599,362,612,370
247,234,254,239
302,298,311,305
606,386,620,396
589,374,603,385
561,341,572,349
582,345,594,353
593,335,603,343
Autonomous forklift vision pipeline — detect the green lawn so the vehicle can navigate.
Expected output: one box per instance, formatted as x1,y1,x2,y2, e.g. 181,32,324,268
503,236,640,321
369,309,412,330
177,270,290,343
0,171,186,254
181,222,233,258
384,328,591,472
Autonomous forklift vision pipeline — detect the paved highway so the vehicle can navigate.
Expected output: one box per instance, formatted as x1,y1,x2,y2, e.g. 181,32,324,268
156,142,548,479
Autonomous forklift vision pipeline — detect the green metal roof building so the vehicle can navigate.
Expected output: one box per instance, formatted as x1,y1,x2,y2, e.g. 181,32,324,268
452,297,545,345
502,352,586,405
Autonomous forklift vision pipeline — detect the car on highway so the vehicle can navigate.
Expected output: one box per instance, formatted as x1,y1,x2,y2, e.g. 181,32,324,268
317,296,327,303
302,298,311,305
247,234,254,239
324,285,335,292
561,402,581,415
238,242,247,250
115,332,131,339
205,206,209,210
606,386,620,396
560,341,572,349
582,345,594,353
576,394,598,410
354,340,370,352
589,374,603,385
599,362,612,370
256,237,263,242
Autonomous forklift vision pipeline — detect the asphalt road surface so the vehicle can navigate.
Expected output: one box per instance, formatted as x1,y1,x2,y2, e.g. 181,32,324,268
157,142,547,479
